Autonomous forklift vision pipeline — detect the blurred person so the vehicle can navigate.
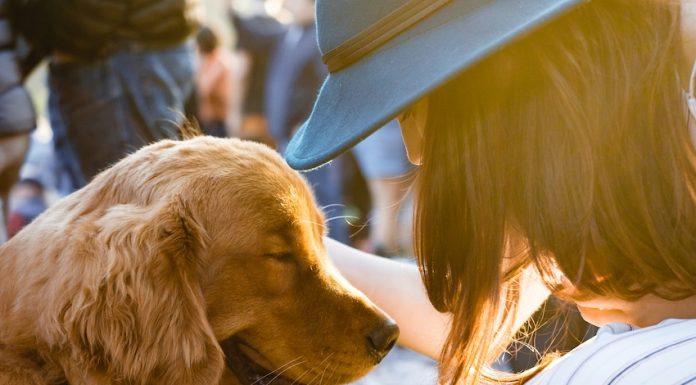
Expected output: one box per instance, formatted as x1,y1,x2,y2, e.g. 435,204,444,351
9,0,200,190
353,120,413,257
4,122,74,238
229,0,284,147
6,178,45,238
286,1,696,384
264,0,321,152
0,0,34,242
196,26,233,138
265,0,352,244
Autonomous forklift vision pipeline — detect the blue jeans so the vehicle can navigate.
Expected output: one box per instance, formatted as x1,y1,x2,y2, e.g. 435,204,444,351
48,41,195,190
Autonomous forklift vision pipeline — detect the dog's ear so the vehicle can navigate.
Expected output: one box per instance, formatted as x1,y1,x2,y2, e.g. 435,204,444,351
67,195,223,384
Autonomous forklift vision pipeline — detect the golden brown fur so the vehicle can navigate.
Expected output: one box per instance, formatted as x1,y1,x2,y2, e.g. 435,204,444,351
0,137,395,385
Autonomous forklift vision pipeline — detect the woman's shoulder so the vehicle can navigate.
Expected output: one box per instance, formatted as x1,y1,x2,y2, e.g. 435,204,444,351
526,319,696,385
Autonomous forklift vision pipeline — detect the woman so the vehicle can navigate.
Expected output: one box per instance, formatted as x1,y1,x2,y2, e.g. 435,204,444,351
286,0,696,384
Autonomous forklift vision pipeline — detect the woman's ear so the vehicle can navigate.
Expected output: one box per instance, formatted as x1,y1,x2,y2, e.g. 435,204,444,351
66,195,224,384
398,98,428,166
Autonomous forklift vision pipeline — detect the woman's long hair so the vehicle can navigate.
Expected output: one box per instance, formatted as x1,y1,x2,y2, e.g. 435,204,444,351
414,1,694,384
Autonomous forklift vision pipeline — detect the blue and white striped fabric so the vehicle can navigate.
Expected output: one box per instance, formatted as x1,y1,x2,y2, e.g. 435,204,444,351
526,319,696,385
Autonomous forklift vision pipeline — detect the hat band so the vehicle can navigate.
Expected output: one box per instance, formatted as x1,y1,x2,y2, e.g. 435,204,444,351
322,0,452,73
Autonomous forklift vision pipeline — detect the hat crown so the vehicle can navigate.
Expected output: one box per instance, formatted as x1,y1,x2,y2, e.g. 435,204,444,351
316,0,413,55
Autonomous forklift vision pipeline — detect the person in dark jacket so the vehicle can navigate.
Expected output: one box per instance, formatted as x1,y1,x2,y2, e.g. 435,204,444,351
263,0,352,244
0,0,35,241
9,0,200,189
229,0,285,147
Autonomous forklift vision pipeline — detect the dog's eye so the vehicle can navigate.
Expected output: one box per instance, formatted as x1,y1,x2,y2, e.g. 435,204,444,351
266,252,295,262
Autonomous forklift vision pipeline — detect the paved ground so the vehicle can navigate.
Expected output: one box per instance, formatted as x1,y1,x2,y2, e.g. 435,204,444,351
350,347,438,385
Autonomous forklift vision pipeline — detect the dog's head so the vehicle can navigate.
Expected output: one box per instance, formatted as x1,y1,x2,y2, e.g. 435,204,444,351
52,137,397,385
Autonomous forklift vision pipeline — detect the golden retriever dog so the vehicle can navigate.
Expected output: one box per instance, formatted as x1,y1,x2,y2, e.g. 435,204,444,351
0,135,398,385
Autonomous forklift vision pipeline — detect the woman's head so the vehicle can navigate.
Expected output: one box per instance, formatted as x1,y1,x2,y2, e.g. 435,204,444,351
409,0,695,383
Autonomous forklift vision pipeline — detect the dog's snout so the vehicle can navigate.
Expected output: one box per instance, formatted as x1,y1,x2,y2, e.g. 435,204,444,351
366,320,399,363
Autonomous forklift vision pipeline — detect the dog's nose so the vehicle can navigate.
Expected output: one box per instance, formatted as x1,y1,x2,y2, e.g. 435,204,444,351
366,320,399,363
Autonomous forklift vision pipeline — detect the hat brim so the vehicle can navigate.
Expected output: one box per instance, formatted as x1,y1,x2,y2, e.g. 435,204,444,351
285,0,585,170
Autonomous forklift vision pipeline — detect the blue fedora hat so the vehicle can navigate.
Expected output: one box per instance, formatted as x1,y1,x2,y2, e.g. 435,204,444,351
285,0,587,170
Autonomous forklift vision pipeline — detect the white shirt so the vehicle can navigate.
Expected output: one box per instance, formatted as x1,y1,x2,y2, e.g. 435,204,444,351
526,319,696,385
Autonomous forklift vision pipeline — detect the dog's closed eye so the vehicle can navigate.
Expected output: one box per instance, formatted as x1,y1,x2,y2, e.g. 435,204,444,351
264,252,295,263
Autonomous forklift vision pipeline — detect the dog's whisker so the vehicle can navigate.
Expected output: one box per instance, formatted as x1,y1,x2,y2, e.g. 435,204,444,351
324,215,360,224
319,203,346,211
258,357,306,385
318,359,334,385
324,365,338,385
290,367,313,385
263,356,303,375
267,356,305,374
304,369,322,385
348,218,371,239
306,353,335,385
265,360,306,385
250,356,305,385
314,352,334,374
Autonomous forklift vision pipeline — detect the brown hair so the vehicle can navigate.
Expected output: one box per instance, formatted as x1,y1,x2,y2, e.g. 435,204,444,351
413,1,694,384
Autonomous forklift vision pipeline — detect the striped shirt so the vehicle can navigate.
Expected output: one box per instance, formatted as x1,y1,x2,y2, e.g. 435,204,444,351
525,319,696,385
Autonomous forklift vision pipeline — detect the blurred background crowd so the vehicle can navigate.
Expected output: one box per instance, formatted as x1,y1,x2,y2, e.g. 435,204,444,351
0,0,415,261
